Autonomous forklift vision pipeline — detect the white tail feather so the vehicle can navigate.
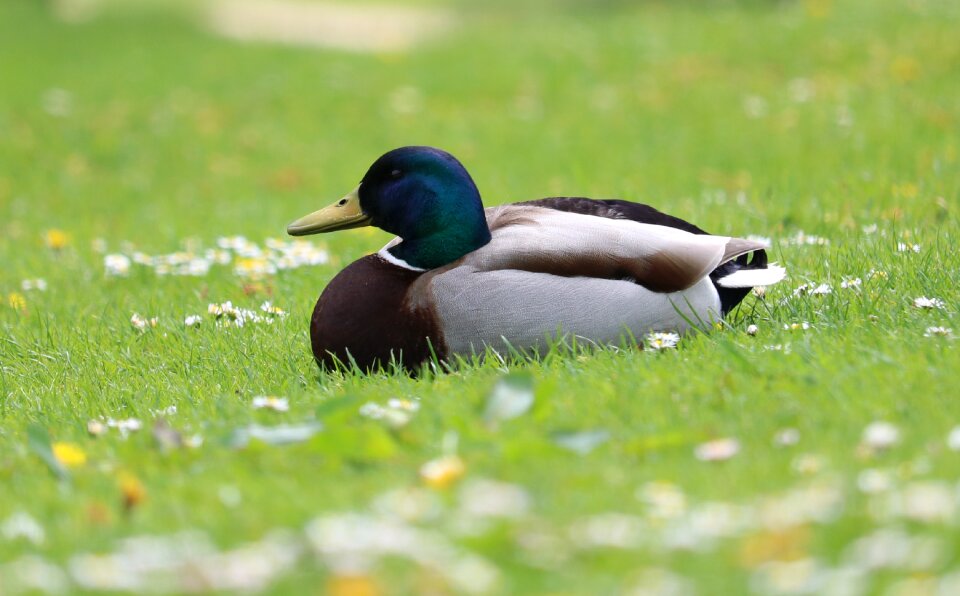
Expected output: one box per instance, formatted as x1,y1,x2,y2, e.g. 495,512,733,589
716,265,786,288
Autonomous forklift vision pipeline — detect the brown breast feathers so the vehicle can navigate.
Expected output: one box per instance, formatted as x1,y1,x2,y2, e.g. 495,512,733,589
310,255,445,372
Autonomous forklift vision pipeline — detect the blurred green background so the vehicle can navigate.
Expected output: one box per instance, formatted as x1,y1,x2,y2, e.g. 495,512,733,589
1,0,959,594
3,0,956,253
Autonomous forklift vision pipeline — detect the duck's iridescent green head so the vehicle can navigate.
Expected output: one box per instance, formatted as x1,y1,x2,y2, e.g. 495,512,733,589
287,146,491,270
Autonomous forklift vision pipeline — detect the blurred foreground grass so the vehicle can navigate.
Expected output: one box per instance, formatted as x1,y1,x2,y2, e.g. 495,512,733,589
1,0,959,593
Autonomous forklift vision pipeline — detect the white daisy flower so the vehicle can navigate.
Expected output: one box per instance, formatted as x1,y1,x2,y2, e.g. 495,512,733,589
205,248,232,265
184,258,212,277
86,420,107,437
862,421,899,450
746,324,759,336
184,315,203,327
252,396,289,412
747,234,773,246
130,313,157,331
387,398,420,412
783,322,810,331
645,332,680,350
420,455,465,488
359,402,387,419
41,88,72,117
105,254,132,277
924,326,953,338
787,77,815,103
105,417,143,438
20,279,48,292
857,468,893,494
1,512,45,545
840,278,862,289
150,405,177,417
131,252,152,265
947,427,960,452
105,235,333,280
784,231,829,246
360,398,421,427
259,301,288,317
897,242,921,253
743,95,768,119
774,428,800,447
208,301,262,327
810,283,832,295
694,438,740,461
913,297,945,310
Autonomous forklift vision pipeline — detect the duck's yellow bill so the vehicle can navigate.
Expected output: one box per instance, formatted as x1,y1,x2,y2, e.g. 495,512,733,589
286,185,372,236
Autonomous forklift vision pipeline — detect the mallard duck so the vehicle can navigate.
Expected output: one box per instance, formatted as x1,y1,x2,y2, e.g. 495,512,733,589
287,146,785,371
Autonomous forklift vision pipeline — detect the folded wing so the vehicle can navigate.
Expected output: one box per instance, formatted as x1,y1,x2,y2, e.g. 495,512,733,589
460,206,767,293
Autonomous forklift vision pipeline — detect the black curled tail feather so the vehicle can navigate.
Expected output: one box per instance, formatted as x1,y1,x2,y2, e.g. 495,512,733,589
711,249,767,314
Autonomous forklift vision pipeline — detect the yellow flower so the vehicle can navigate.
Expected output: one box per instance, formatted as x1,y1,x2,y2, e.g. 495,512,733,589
803,0,832,19
234,256,272,278
890,56,920,83
44,229,69,250
7,292,27,312
892,182,919,199
327,574,380,596
119,472,147,511
52,442,87,468
420,455,465,489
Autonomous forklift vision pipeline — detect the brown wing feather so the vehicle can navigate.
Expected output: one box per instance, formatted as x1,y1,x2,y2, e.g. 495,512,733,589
471,206,733,293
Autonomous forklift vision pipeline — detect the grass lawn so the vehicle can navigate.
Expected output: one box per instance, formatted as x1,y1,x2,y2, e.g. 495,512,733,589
1,0,959,593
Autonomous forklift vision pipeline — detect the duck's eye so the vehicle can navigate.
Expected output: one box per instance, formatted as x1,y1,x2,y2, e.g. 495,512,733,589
390,169,403,179
337,198,348,206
